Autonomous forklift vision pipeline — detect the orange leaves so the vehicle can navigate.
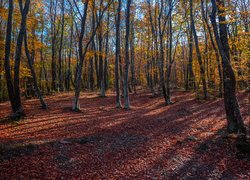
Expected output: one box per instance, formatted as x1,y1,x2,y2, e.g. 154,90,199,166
85,50,106,60
20,66,32,78
11,60,32,78
0,7,8,20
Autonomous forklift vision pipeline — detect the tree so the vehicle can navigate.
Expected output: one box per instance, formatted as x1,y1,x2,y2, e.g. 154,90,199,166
124,0,132,109
50,0,59,91
72,1,89,111
115,0,122,108
104,9,110,91
130,7,136,94
66,8,74,91
4,0,15,116
39,17,50,94
58,0,65,92
210,0,246,134
98,4,105,97
3,0,31,119
72,0,113,111
165,0,174,104
190,0,207,99
0,0,5,101
147,0,173,105
201,0,223,97
24,28,47,109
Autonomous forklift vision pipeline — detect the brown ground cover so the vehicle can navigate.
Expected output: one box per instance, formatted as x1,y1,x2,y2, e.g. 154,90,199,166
0,91,249,179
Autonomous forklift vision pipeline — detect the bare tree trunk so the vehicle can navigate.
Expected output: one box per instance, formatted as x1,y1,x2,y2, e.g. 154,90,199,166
201,0,223,97
104,10,110,91
39,23,43,90
166,1,173,104
73,2,89,111
24,31,47,109
90,8,99,90
58,0,65,92
124,0,132,109
210,0,246,134
72,0,112,111
10,0,30,119
50,0,58,91
4,0,16,114
158,1,168,105
115,0,122,108
0,0,4,101
89,55,94,91
130,16,136,94
190,0,207,99
94,41,99,88
185,20,195,91
66,10,73,92
98,13,105,97
89,12,95,91
159,35,168,104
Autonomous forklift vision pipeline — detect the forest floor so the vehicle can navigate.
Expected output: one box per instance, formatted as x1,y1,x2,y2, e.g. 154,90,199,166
0,90,249,179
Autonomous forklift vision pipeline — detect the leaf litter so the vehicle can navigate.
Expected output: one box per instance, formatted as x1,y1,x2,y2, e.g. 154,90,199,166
0,91,249,179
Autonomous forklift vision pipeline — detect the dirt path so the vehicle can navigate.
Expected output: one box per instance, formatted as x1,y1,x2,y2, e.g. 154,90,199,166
0,91,249,179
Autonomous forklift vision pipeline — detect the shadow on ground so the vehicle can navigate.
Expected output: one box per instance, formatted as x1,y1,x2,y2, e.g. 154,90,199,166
0,91,249,179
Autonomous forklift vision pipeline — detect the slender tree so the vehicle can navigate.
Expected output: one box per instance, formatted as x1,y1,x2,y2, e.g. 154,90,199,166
72,1,89,111
201,0,223,97
210,0,246,134
98,8,105,97
13,0,30,119
165,0,173,104
58,0,65,92
72,0,113,111
115,0,122,108
4,0,15,115
124,0,132,109
66,9,74,91
130,13,136,94
24,31,47,109
190,0,207,99
50,0,58,91
104,10,110,91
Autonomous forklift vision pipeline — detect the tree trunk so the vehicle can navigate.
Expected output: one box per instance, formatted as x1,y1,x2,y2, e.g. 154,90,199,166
73,2,89,111
72,0,112,110
50,0,58,91
104,11,110,91
98,20,105,97
58,0,65,92
24,31,47,109
66,11,73,92
0,0,4,101
89,44,95,91
124,0,132,109
4,0,16,114
210,0,246,134
89,16,95,91
11,0,31,119
186,20,195,91
115,0,122,108
130,16,136,94
201,0,223,97
190,0,207,99
159,36,168,104
166,3,173,104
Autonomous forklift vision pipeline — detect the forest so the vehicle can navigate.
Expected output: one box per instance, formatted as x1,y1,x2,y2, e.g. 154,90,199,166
0,0,249,179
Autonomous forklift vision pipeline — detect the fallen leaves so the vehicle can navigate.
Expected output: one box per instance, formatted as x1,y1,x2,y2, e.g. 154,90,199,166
0,91,249,179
